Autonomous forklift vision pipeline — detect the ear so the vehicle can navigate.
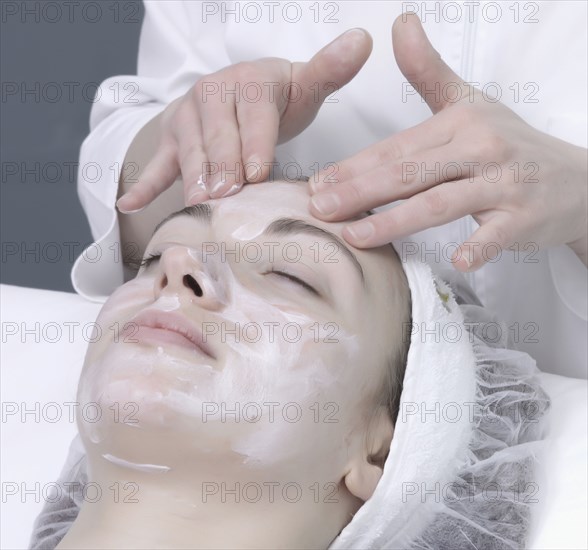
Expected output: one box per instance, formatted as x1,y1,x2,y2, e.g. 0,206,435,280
343,407,394,502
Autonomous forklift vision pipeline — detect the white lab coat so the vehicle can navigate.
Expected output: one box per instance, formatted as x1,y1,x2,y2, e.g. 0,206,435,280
71,0,587,378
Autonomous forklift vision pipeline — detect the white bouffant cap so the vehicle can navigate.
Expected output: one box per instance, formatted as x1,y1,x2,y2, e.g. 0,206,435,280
329,254,550,549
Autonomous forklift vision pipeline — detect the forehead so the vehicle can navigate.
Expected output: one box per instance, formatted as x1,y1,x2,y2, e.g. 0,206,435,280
210,180,364,240
216,180,348,225
152,180,398,281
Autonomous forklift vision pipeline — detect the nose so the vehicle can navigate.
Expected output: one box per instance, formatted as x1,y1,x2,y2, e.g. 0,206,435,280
154,246,224,311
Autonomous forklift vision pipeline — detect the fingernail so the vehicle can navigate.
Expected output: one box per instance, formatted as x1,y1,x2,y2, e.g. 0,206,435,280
452,248,472,270
245,157,261,181
116,197,145,214
309,175,327,193
346,221,374,241
209,179,228,198
187,190,208,205
186,176,209,204
310,193,339,215
220,183,242,198
196,173,208,192
325,28,367,55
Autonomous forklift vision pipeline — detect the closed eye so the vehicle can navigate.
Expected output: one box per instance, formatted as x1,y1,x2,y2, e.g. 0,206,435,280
130,255,320,297
141,253,162,269
266,269,319,296
128,252,161,271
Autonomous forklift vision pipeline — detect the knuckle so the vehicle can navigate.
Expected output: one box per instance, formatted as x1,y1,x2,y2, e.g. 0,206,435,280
478,133,510,162
170,99,192,127
162,96,184,126
372,210,399,237
179,142,204,165
205,127,235,152
193,75,223,103
378,138,403,164
231,61,259,82
489,223,509,247
345,182,368,207
391,161,411,186
192,79,208,102
501,180,523,204
422,189,449,216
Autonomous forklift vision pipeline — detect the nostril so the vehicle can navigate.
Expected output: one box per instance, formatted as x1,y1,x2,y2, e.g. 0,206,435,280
184,274,203,297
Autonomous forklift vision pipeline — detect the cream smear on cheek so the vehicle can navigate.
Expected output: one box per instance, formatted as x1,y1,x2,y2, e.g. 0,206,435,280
77,232,366,473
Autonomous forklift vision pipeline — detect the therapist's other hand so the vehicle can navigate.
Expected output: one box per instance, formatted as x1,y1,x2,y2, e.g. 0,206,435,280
116,28,372,212
308,13,588,270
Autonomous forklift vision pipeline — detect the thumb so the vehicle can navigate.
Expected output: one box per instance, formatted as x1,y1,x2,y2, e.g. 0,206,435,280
392,13,468,113
301,27,373,102
280,28,372,141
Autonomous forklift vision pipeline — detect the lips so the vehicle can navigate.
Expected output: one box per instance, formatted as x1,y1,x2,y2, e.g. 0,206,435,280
125,309,215,359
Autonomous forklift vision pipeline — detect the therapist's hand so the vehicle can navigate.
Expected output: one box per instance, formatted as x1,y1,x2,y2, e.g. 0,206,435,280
308,13,588,270
116,28,372,211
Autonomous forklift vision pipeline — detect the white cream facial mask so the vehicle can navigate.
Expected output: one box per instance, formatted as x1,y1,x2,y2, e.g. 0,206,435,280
76,230,368,477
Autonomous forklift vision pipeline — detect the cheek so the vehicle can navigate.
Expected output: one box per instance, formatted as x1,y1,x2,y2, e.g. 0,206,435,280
209,290,363,400
81,277,154,366
202,293,367,466
77,277,176,442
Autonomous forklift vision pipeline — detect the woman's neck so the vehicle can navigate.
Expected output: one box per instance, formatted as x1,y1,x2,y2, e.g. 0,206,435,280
55,457,356,550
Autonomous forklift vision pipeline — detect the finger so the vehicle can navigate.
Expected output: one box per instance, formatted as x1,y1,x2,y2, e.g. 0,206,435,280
196,78,245,198
307,28,373,99
116,145,179,213
392,13,474,113
309,112,453,194
236,92,280,183
309,141,472,221
341,177,497,248
281,28,373,141
173,111,209,205
452,215,517,272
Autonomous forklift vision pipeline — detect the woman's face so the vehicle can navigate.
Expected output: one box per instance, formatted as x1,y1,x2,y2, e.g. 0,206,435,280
77,180,406,484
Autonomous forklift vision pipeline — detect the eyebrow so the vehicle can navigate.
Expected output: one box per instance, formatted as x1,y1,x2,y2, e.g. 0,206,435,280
151,204,365,284
264,218,365,284
151,203,212,237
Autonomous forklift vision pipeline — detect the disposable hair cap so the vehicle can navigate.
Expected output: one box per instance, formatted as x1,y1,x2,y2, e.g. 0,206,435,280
328,253,551,549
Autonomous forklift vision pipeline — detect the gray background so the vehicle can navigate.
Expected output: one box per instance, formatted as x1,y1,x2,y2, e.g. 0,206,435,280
1,0,145,292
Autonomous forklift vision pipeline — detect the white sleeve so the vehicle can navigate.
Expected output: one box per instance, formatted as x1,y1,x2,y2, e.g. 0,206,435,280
544,3,588,324
71,0,228,302
545,114,588,324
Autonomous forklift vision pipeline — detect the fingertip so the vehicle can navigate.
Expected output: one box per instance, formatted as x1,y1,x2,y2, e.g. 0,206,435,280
343,221,375,246
309,192,340,218
186,189,209,206
451,248,476,272
393,11,417,32
307,177,319,195
343,27,373,48
451,258,469,272
116,195,145,214
244,156,261,181
309,173,337,195
117,205,146,214
220,182,243,198
185,175,208,203
307,196,323,218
